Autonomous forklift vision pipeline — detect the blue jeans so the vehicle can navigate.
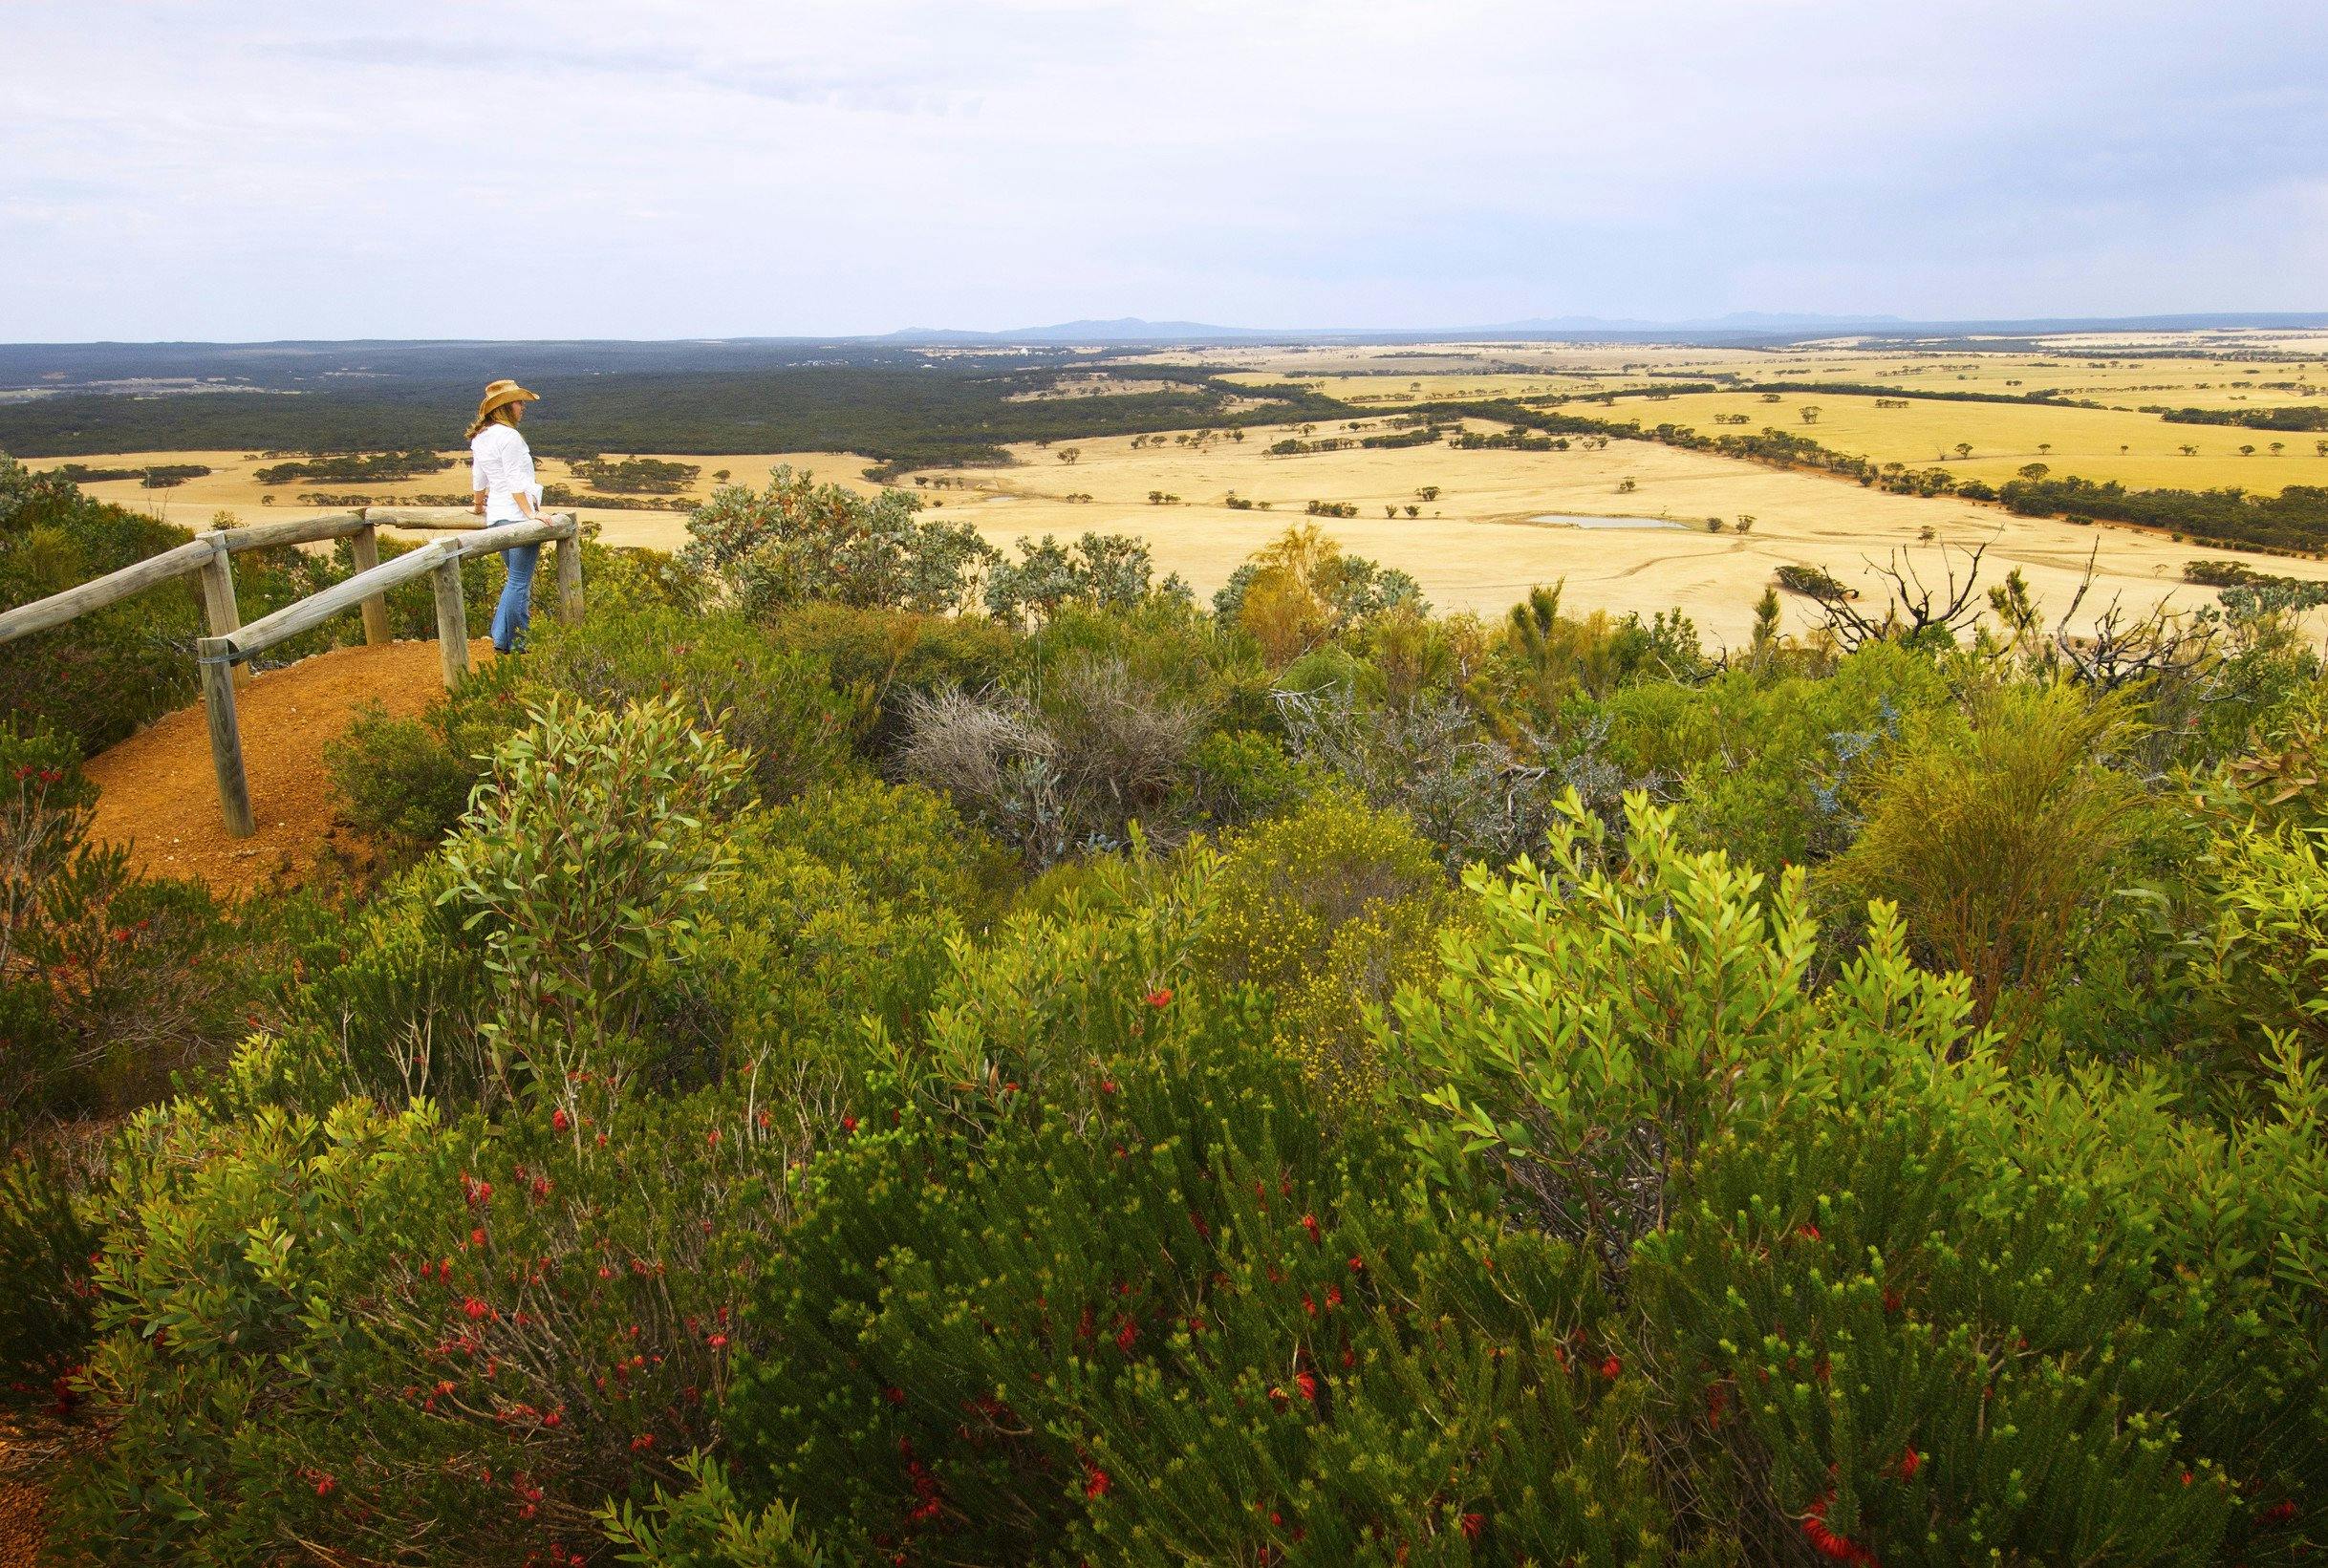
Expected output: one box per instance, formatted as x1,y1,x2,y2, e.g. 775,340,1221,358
487,521,540,653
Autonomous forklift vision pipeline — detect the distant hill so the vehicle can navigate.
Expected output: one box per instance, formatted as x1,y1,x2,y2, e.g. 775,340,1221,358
871,311,2328,347
881,318,1285,345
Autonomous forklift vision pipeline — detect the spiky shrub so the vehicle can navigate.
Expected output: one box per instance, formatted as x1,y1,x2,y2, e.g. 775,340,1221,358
54,1052,792,1568
1196,791,1450,1107
1824,683,2155,1048
722,1026,1684,1567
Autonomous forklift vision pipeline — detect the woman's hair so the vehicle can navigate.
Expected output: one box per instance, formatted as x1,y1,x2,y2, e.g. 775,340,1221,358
464,402,523,441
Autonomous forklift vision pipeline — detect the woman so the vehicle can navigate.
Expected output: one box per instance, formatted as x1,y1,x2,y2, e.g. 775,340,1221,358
466,378,547,654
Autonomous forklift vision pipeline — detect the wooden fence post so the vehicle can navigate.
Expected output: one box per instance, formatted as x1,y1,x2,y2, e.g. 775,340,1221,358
197,539,248,688
194,637,255,837
350,520,392,646
554,529,584,620
432,554,470,690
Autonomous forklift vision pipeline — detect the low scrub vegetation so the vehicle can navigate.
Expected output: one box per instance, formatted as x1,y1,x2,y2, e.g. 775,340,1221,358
5,461,2328,1566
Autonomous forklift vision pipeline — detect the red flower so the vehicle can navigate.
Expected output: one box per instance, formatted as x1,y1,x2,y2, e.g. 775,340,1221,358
1601,1355,1622,1380
1898,1447,1921,1480
1797,1222,1821,1242
842,1115,859,1134
1085,1464,1111,1499
463,1297,488,1321
470,1227,487,1249
705,1128,722,1149
551,1107,571,1132
1347,1256,1365,1274
708,1334,729,1350
1300,1213,1322,1245
1294,1371,1317,1403
884,1385,906,1406
314,1473,336,1497
1113,1319,1138,1354
1145,987,1174,1008
1460,1512,1484,1540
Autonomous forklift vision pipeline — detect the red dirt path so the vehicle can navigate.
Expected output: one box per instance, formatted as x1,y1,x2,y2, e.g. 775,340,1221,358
82,637,486,898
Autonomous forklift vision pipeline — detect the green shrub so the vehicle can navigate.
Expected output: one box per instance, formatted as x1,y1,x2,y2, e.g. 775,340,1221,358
2190,822,2328,1059
724,1034,1673,1567
1180,728,1322,828
325,655,531,862
2,724,273,1138
1602,639,1959,870
683,464,994,616
1403,792,2328,1562
760,602,1016,759
0,1149,99,1417
532,607,860,806
0,459,202,751
600,1455,825,1566
437,695,751,1104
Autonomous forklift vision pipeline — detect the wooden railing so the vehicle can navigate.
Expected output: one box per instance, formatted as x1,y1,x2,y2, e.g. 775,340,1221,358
0,507,583,837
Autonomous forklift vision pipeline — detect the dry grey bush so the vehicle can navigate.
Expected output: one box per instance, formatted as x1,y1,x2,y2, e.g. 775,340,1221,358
896,656,1212,864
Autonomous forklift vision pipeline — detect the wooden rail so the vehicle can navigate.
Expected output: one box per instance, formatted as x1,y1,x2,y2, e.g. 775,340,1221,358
0,506,584,838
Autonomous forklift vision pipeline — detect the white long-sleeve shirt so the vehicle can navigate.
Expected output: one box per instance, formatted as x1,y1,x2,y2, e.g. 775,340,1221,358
469,423,541,524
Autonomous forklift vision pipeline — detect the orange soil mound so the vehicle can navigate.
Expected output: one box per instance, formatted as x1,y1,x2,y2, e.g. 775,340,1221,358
83,638,489,898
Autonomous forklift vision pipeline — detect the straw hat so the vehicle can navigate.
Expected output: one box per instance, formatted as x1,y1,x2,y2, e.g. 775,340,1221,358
466,378,540,438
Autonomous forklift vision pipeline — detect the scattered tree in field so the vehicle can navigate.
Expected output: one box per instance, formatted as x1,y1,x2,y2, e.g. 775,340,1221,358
1760,391,1783,403
1385,505,1399,519
713,469,731,483
1058,447,1081,465
2018,462,2051,481
1404,504,1420,518
1735,514,1756,533
2037,442,2052,457
2271,441,2286,457
1416,486,1440,503
2180,443,2200,457
2240,444,2257,458
1955,442,1973,460
1919,525,1938,542
1799,405,1822,425
1706,518,1726,533
1616,478,1637,493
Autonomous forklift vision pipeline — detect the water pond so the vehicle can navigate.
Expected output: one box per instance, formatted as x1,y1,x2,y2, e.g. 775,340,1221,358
1526,513,1690,530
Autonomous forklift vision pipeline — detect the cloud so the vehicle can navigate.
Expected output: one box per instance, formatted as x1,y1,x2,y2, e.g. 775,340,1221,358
3,0,2325,337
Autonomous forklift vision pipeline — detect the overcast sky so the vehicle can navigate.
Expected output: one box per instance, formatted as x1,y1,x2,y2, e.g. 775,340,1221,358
6,0,2326,340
